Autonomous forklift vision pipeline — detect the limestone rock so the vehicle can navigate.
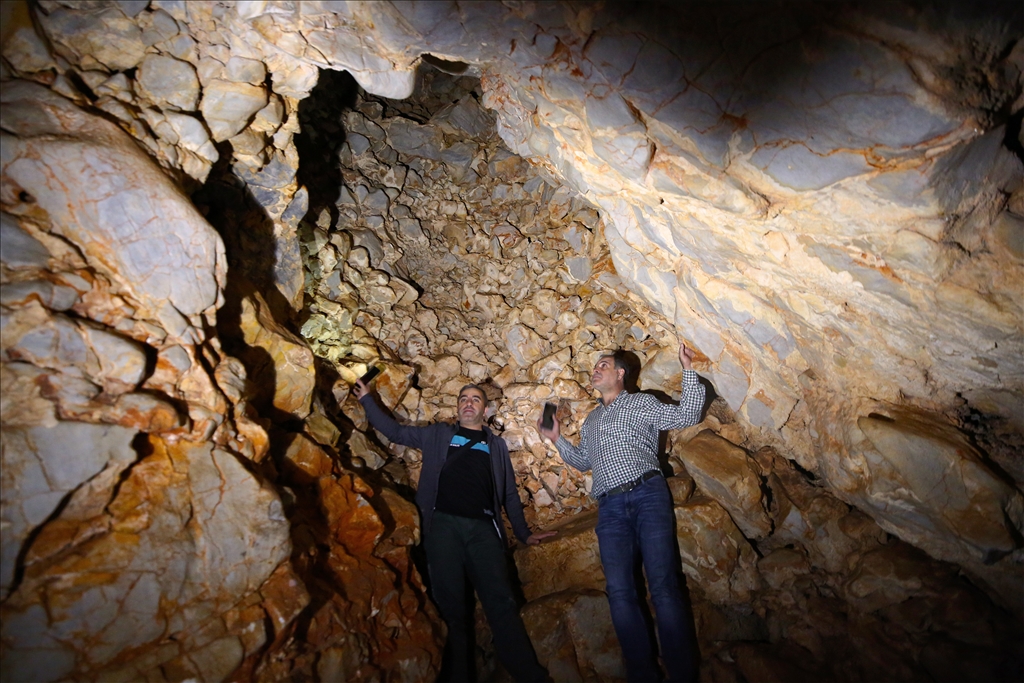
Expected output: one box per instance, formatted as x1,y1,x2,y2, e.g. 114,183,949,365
305,411,341,449
515,510,604,602
237,290,314,420
853,409,1024,567
674,430,772,539
3,306,148,395
755,447,885,574
200,79,269,142
505,323,551,368
8,1,1024,677
0,421,137,599
0,214,51,269
521,590,626,683
0,437,291,682
135,53,200,111
38,5,147,72
1,81,225,335
348,429,388,470
674,494,762,605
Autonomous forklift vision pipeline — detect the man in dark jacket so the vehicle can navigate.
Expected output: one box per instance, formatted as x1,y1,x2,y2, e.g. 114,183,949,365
354,380,553,683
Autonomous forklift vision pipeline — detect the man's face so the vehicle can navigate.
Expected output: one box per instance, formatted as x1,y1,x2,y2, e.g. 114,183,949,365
591,356,624,393
457,388,487,427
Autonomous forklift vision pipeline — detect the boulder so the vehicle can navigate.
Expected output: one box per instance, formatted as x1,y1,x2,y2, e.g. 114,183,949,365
515,510,604,602
852,410,1024,567
522,590,626,682
674,495,762,605
674,430,772,539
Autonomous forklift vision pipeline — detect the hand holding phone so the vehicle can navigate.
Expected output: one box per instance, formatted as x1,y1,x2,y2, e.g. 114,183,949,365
359,365,381,386
541,402,557,430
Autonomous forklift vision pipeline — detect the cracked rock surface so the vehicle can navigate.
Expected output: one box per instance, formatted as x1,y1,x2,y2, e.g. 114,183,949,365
1,1,1022,682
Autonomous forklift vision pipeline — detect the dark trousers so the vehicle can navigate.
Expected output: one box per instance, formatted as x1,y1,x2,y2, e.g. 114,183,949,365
597,475,697,682
425,511,547,683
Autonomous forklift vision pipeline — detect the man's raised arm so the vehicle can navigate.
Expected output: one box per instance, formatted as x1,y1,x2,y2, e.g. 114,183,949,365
354,379,426,450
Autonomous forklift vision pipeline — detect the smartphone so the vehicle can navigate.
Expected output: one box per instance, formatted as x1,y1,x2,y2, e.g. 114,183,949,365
358,365,381,386
541,402,557,430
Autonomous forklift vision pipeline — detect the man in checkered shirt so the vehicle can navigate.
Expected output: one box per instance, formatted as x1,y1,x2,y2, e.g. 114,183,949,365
538,342,705,683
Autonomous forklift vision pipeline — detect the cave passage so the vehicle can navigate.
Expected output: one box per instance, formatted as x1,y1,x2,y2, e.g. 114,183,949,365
1,2,1022,682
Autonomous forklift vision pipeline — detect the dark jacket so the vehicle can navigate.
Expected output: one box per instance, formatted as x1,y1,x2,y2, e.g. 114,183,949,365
359,394,533,545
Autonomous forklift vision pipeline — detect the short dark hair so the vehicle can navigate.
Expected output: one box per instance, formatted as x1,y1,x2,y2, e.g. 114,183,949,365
599,350,632,387
458,383,487,401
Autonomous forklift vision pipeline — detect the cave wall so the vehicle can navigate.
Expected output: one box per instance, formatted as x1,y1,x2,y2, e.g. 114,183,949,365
1,1,1023,681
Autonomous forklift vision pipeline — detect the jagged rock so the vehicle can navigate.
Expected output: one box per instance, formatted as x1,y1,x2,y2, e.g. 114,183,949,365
0,421,137,599
135,53,199,111
522,590,626,683
1,437,291,682
757,447,885,574
347,429,388,470
2,305,148,395
515,510,604,602
0,214,51,269
1,81,225,338
674,494,763,605
38,4,147,72
237,290,314,420
853,409,1024,567
673,430,773,539
5,2,1024,680
305,411,341,448
200,79,269,142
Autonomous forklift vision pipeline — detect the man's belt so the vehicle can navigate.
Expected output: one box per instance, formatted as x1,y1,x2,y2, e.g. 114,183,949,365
597,470,661,501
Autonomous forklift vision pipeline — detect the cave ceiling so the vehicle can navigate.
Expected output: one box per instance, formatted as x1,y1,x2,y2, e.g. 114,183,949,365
1,1,1022,681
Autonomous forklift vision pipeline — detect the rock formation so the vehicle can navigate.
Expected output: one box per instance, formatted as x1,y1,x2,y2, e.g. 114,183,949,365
1,1,1022,681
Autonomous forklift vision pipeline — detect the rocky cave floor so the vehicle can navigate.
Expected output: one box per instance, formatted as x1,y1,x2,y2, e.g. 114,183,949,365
203,66,1023,682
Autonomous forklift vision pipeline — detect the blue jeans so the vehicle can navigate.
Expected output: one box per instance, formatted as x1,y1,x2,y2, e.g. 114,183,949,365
596,474,696,682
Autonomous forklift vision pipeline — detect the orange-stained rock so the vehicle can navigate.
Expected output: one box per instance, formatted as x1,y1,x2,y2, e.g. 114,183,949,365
239,433,443,682
374,362,416,411
281,432,334,482
378,485,421,547
348,428,389,470
305,410,341,448
0,435,291,682
319,474,385,556
842,543,952,614
521,590,625,682
757,448,884,574
851,409,1024,604
213,355,270,461
259,562,310,642
515,509,604,602
666,471,696,504
6,4,1024,678
237,289,314,420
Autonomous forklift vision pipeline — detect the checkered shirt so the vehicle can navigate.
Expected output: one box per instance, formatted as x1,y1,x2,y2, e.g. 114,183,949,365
555,370,705,498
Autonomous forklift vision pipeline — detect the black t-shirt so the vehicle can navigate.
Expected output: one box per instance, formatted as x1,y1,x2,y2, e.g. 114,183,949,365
434,427,495,520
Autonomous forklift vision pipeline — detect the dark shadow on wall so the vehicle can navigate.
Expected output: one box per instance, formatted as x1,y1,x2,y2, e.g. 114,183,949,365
294,68,359,235
190,140,346,663
192,140,298,430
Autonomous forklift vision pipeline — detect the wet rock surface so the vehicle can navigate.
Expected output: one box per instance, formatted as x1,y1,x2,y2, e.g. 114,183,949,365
1,1,1022,682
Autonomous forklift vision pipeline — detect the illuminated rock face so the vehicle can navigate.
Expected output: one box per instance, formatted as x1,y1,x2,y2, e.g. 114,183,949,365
1,1,1022,681
0,78,441,681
